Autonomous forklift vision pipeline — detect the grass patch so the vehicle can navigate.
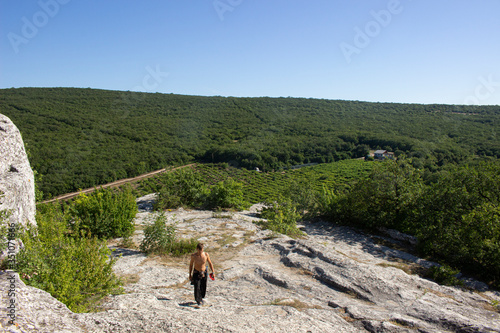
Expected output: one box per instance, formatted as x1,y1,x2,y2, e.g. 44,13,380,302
218,233,239,247
376,261,426,276
118,235,137,249
212,211,234,219
119,273,141,285
140,213,198,256
489,300,500,313
267,298,323,310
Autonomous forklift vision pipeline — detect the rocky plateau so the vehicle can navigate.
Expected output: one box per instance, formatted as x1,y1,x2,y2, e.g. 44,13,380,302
1,193,500,332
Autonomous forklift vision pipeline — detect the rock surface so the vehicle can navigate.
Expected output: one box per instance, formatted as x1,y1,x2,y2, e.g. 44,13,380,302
1,194,499,332
0,114,35,227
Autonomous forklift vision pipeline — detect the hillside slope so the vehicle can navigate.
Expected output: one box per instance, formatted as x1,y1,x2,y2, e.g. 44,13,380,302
1,88,499,197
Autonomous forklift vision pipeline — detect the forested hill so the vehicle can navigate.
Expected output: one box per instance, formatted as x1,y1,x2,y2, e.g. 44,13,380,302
1,87,499,198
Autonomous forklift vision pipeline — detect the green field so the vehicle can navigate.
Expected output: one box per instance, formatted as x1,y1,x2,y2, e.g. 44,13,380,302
138,159,374,204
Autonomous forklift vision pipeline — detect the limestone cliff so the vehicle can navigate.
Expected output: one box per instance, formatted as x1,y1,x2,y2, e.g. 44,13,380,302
0,114,35,227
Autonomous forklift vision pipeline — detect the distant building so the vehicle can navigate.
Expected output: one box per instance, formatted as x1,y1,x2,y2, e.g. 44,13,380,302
374,150,395,160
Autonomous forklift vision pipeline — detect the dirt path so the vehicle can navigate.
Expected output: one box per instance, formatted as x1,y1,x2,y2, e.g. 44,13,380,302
40,163,196,204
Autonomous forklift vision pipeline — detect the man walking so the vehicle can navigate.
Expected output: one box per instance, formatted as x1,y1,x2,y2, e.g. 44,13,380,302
189,243,215,306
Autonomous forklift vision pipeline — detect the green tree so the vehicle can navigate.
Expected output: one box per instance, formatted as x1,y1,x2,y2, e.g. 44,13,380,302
413,161,500,286
281,179,317,216
16,204,122,312
260,198,303,237
154,169,209,210
71,185,137,239
340,158,424,231
207,178,249,210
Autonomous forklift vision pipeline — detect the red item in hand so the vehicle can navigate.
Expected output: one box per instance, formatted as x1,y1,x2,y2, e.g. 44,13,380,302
209,273,215,280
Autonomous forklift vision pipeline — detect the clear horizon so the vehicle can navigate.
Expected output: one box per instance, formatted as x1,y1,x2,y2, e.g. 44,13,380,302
1,0,499,106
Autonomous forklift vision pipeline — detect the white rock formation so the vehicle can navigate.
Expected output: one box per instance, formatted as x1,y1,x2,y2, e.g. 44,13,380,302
0,114,35,227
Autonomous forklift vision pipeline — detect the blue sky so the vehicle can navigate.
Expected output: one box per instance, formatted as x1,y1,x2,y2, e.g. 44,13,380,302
1,0,499,105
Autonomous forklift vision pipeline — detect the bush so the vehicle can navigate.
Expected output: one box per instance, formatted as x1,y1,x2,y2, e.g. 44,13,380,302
140,213,197,256
0,209,9,254
154,169,209,210
339,158,424,231
70,185,137,239
425,265,463,287
260,198,303,238
207,178,249,210
281,180,317,216
16,204,122,312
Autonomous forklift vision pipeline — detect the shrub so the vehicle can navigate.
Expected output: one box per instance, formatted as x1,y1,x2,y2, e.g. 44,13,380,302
322,159,500,288
70,185,137,239
207,178,249,210
140,213,197,256
425,265,463,287
339,158,424,231
281,180,317,216
260,198,303,238
312,186,345,221
0,209,9,254
16,204,122,312
154,169,209,210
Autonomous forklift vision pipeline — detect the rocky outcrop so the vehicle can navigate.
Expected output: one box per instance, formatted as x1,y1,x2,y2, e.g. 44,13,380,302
2,198,499,332
0,271,89,332
0,114,35,227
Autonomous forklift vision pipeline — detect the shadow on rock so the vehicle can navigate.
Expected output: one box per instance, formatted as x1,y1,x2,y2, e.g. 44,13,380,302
110,247,144,258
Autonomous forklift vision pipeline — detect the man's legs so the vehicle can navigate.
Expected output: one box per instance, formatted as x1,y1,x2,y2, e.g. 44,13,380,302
193,269,208,305
193,270,200,304
200,269,208,300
